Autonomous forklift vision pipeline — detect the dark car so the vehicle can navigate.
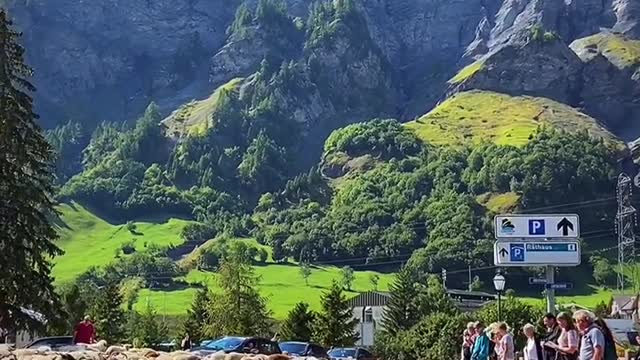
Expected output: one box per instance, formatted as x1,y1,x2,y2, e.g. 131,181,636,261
279,341,328,358
191,336,281,356
328,347,375,360
26,336,74,350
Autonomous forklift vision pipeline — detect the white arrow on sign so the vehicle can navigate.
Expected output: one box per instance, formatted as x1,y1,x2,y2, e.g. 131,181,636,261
495,214,580,239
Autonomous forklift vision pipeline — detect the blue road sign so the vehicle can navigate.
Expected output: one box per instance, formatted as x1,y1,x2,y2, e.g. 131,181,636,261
529,278,547,285
528,219,546,235
510,244,525,262
545,283,573,290
494,241,581,267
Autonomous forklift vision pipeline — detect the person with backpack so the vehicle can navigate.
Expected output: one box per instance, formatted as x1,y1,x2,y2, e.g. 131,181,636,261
573,310,606,360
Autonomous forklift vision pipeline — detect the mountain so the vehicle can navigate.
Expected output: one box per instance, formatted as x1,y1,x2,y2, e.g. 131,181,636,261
4,0,638,292
4,0,638,131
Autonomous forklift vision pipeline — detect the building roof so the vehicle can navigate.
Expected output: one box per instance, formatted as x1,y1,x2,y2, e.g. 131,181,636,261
347,292,391,307
613,295,638,312
347,289,497,308
447,289,497,300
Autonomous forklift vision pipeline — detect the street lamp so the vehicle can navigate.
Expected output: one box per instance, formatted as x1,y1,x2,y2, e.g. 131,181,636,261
493,272,506,321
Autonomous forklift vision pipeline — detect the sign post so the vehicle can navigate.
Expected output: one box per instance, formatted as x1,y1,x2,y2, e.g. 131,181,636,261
494,214,580,314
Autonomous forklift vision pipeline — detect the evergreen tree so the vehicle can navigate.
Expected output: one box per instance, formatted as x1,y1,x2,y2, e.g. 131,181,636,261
0,9,63,332
130,302,167,348
89,280,125,343
313,281,358,347
280,302,316,342
57,283,87,333
381,266,419,335
202,257,271,338
415,275,458,317
182,288,209,343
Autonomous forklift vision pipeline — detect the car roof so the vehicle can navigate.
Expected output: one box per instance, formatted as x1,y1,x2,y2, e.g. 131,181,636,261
280,341,308,345
34,336,73,340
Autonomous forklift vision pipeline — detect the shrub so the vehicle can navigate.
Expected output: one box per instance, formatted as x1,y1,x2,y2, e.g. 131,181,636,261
121,240,137,255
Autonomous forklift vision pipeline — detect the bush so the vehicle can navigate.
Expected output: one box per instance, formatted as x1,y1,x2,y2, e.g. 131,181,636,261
126,221,137,233
121,240,137,255
257,248,269,263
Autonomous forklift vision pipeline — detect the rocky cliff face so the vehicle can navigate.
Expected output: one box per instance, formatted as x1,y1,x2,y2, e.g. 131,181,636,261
3,0,640,140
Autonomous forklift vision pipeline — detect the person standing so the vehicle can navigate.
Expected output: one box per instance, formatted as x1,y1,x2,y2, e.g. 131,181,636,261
548,312,579,360
472,322,491,360
181,333,191,351
495,323,514,360
574,310,604,360
523,324,543,360
462,322,476,360
73,315,96,344
541,313,561,360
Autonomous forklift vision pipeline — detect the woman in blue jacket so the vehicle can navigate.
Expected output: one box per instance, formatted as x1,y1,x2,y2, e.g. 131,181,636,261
471,322,491,360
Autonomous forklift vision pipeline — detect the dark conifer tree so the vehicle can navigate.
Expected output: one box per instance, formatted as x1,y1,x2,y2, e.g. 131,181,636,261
182,288,209,343
0,9,62,332
280,302,315,341
89,280,125,343
380,266,419,335
313,281,358,347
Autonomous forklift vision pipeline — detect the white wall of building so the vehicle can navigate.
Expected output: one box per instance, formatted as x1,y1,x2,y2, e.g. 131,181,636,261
352,305,386,347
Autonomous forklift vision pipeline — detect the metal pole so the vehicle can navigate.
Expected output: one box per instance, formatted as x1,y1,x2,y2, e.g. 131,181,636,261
497,291,502,322
546,265,555,314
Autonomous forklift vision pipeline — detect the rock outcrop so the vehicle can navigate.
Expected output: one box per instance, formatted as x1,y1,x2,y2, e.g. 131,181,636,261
452,37,584,105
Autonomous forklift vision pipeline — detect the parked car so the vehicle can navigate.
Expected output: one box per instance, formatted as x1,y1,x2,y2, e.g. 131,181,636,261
190,336,281,356
279,341,328,358
328,347,375,360
25,336,74,350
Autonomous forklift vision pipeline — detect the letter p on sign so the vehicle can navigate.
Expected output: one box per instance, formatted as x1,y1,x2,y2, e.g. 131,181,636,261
528,219,545,235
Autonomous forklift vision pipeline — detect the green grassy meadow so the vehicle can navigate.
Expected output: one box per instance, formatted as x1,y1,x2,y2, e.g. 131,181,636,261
53,202,192,283
54,202,394,319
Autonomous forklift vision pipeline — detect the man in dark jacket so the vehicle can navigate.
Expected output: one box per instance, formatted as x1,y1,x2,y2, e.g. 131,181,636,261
541,313,561,360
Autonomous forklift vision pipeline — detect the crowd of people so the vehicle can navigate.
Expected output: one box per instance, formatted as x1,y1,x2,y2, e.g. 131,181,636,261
461,310,618,360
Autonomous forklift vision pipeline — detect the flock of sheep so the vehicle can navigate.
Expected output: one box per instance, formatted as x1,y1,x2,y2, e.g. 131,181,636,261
0,341,324,360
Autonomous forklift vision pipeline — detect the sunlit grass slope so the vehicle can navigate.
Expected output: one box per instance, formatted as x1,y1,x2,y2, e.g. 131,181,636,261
53,202,191,283
405,90,620,147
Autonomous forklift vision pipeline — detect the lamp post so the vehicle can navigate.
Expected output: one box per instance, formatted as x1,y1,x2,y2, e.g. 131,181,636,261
493,272,506,321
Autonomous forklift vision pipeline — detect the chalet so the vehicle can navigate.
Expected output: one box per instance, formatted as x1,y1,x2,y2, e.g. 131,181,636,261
347,289,496,347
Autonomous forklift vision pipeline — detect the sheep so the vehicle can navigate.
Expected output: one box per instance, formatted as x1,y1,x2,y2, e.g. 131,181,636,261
223,353,245,360
105,347,128,357
168,355,199,360
12,349,43,357
85,341,108,353
201,351,225,360
68,350,103,360
265,355,290,360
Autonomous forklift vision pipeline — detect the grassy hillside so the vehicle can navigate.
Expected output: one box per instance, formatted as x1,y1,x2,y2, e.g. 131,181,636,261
136,266,394,319
448,59,485,85
405,90,620,147
53,202,192,283
162,77,244,137
55,203,394,319
571,32,640,68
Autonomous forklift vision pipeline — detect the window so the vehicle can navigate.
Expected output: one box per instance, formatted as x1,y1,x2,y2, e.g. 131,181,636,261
257,339,277,354
364,307,374,323
358,349,372,359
